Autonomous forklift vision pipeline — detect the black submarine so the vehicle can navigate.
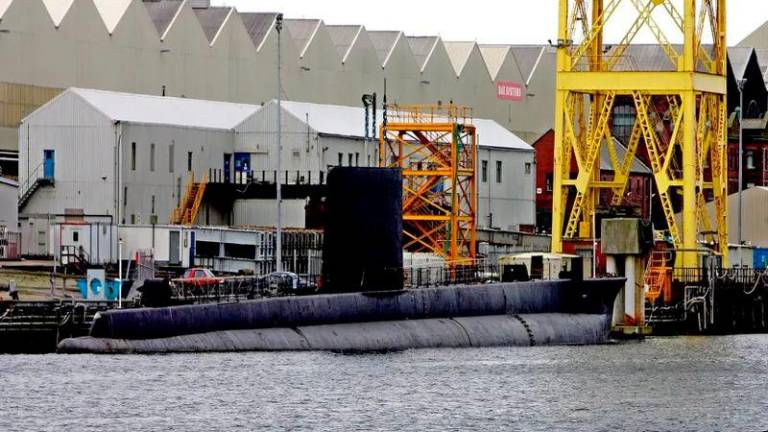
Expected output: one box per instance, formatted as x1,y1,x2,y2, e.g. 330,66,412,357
58,168,623,354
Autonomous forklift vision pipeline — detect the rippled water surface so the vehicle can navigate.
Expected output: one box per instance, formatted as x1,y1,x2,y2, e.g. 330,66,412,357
2,336,768,431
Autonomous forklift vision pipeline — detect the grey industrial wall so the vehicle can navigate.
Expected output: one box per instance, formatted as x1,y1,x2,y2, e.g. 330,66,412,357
0,0,557,154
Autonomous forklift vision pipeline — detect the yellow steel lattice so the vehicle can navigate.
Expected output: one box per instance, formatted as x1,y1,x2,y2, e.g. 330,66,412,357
552,0,729,269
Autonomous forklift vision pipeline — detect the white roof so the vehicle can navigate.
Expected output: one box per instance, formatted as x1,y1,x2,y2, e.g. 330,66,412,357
278,100,532,152
69,88,261,130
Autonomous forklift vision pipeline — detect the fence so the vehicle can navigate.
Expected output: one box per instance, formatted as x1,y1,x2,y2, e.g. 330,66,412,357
0,229,20,260
208,169,327,186
403,260,503,289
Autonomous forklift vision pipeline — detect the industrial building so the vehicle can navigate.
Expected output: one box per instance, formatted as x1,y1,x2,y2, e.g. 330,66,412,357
0,0,557,167
18,87,535,258
0,175,17,229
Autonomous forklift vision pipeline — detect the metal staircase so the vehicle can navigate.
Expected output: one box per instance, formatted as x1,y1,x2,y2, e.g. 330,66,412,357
18,163,53,211
645,250,672,305
171,172,208,226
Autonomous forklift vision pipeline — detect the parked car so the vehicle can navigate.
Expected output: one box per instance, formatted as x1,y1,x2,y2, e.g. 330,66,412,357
175,268,224,288
261,272,316,296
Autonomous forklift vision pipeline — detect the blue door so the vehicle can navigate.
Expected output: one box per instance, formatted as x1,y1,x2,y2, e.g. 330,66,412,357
223,154,232,183
43,150,55,179
234,153,251,184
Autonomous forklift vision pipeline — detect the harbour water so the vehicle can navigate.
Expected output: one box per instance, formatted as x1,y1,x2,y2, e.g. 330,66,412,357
2,336,767,431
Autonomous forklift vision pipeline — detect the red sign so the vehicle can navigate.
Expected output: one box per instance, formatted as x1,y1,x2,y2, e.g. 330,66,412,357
496,81,524,101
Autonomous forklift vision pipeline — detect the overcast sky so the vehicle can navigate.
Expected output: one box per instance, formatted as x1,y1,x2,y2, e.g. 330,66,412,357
212,1,766,46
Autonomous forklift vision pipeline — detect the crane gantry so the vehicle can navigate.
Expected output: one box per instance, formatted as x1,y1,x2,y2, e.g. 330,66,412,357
551,0,729,269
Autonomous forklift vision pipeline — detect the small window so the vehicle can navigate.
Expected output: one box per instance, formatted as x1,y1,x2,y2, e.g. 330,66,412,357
525,162,532,175
481,160,488,183
496,161,503,183
338,153,343,167
348,153,353,167
72,231,79,242
130,214,136,225
355,152,360,167
746,151,756,170
123,186,127,207
546,175,553,192
169,142,175,173
187,152,193,172
131,142,137,171
150,143,156,172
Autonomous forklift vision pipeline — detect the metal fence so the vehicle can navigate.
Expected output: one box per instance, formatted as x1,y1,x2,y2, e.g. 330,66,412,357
403,261,503,289
0,229,20,260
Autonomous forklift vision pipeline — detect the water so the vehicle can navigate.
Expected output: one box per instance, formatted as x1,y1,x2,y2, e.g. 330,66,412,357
2,336,767,431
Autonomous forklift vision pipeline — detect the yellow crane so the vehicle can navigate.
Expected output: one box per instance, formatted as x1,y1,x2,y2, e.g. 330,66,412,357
551,0,729,269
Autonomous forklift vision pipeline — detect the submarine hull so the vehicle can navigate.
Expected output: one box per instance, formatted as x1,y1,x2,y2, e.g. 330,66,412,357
58,279,623,354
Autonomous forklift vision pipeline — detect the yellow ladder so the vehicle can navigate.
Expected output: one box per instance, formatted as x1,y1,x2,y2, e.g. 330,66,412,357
171,172,209,226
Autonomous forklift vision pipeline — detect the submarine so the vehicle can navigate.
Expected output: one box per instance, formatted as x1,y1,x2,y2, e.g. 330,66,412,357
58,168,623,354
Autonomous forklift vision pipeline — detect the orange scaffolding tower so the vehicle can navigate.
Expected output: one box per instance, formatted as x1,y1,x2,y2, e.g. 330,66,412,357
379,104,477,264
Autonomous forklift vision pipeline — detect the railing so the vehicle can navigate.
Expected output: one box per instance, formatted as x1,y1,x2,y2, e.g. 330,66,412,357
208,169,327,186
18,162,44,201
0,229,20,260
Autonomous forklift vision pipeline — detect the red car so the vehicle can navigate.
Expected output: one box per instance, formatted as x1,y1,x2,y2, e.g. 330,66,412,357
175,268,224,288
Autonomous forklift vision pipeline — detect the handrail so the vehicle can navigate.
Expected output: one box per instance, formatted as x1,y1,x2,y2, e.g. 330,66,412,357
19,162,44,199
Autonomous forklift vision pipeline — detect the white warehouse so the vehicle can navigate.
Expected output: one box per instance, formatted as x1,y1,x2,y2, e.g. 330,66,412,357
19,88,535,244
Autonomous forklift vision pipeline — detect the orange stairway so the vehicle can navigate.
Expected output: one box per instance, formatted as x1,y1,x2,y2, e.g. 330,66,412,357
171,172,208,226
644,250,672,305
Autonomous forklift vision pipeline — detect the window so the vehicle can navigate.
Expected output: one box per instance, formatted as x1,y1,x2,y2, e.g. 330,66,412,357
546,175,553,192
150,143,156,172
123,186,127,207
131,142,137,171
481,160,488,183
496,161,502,183
72,231,79,242
176,177,182,207
169,142,175,173
151,195,156,215
612,103,636,145
130,214,136,225
355,152,360,167
747,151,756,170
338,153,343,166
525,162,532,175
187,152,193,172
348,153,353,167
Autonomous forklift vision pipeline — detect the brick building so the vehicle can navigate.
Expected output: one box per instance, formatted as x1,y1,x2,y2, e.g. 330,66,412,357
533,129,652,234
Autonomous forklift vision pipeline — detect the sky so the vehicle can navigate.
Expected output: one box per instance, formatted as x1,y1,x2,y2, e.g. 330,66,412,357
212,1,768,46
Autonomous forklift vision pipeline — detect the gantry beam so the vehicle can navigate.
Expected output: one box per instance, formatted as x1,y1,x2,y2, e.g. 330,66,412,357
552,0,729,269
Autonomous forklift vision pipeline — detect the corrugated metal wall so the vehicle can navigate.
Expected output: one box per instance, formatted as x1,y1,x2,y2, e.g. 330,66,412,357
20,91,117,217
476,147,536,231
0,0,558,154
232,199,306,229
0,82,61,128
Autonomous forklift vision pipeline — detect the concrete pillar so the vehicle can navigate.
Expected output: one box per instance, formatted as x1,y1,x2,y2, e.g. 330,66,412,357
625,255,637,324
608,255,624,327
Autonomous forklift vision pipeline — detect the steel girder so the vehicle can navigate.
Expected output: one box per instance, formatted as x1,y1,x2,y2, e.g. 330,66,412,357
552,0,729,269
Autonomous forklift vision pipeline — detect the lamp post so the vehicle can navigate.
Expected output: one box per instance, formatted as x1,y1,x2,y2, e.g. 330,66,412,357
275,13,284,273
592,210,598,278
118,238,123,308
737,78,747,267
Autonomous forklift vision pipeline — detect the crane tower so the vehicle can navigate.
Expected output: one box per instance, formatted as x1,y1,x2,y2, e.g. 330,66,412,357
551,0,729,268
380,104,477,264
